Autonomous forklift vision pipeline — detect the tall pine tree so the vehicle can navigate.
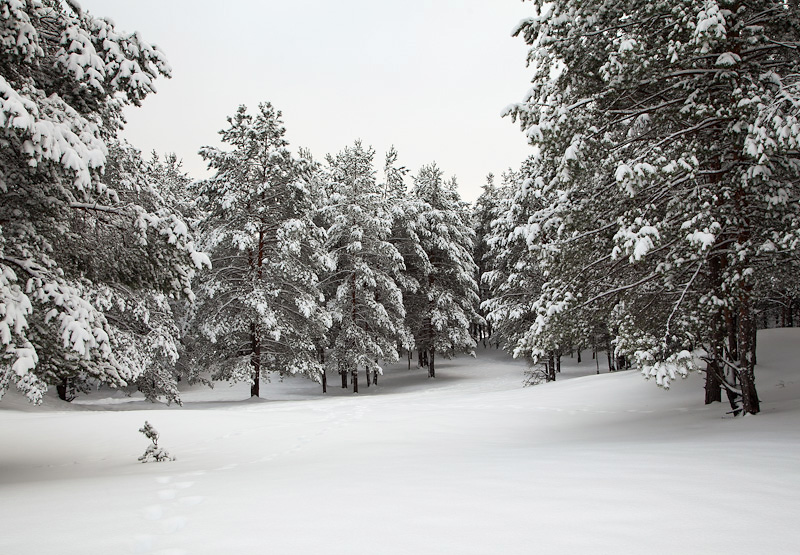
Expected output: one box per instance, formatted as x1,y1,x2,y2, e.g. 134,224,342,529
408,164,481,377
191,103,330,397
322,141,409,392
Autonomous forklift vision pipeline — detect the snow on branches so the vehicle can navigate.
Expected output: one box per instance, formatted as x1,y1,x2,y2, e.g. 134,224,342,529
0,1,201,403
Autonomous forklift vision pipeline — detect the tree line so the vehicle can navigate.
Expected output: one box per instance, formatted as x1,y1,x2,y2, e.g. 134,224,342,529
0,0,481,404
3,1,799,416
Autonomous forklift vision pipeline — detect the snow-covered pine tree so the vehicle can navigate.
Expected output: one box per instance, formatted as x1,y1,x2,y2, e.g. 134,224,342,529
408,163,481,378
473,171,516,348
83,142,179,405
503,0,800,413
381,147,427,371
0,1,206,404
191,103,331,397
322,141,409,392
481,157,568,380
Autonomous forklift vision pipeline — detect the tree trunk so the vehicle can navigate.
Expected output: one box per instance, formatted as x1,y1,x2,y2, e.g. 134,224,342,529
725,309,738,362
373,370,378,385
547,352,556,382
429,348,436,378
250,323,260,398
352,369,359,394
408,349,412,370
322,367,327,394
577,346,582,364
556,352,561,374
366,367,371,387
738,301,760,415
705,313,724,405
56,377,73,402
341,368,347,388
704,361,722,405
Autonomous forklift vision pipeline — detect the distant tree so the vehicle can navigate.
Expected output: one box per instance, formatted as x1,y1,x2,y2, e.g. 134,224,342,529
408,163,481,377
0,1,205,404
473,171,515,347
191,103,330,397
322,141,409,392
381,147,426,371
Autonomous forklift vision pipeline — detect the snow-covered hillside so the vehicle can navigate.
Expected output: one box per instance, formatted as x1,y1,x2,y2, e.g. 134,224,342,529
1,329,799,555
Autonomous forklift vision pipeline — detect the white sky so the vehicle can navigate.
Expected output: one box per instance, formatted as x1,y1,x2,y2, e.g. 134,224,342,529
79,0,535,203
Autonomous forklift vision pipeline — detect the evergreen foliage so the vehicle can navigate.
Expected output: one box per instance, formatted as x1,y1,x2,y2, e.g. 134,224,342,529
490,0,800,413
321,141,409,391
407,163,481,376
190,103,330,397
0,0,206,404
138,420,174,463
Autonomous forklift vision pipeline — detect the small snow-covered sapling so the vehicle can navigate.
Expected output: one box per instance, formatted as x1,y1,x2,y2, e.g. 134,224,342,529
138,421,175,463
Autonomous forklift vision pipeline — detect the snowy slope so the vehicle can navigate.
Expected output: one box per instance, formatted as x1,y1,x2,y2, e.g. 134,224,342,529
1,329,799,555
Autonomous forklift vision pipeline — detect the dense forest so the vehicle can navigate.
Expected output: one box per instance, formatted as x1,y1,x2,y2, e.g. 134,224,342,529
2,0,799,417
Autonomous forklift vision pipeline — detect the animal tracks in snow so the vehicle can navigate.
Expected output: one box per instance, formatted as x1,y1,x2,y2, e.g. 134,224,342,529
130,475,205,554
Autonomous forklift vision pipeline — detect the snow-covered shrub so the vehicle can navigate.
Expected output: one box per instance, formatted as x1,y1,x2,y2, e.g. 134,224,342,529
138,421,174,463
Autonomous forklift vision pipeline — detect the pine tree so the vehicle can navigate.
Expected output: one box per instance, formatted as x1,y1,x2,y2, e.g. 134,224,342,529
408,163,481,377
381,147,426,371
501,0,800,413
191,103,330,397
322,141,409,392
0,1,205,404
473,171,516,347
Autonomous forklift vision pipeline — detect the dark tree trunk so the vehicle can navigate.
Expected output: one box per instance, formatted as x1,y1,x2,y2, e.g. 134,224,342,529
704,255,724,404
705,313,724,405
341,368,347,388
556,352,561,374
250,323,261,398
704,361,722,405
408,349,412,369
547,352,556,382
738,301,760,415
577,346,582,364
353,370,359,394
366,368,371,387
429,349,436,378
373,370,378,385
56,377,73,402
322,368,327,394
726,309,738,362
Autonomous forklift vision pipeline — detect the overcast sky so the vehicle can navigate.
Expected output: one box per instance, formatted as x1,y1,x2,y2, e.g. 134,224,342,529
79,0,534,203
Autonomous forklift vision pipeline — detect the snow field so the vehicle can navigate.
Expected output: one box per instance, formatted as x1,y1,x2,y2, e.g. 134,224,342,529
1,329,799,554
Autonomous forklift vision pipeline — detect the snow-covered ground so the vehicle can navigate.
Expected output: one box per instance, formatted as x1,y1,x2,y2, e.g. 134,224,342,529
2,329,799,555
